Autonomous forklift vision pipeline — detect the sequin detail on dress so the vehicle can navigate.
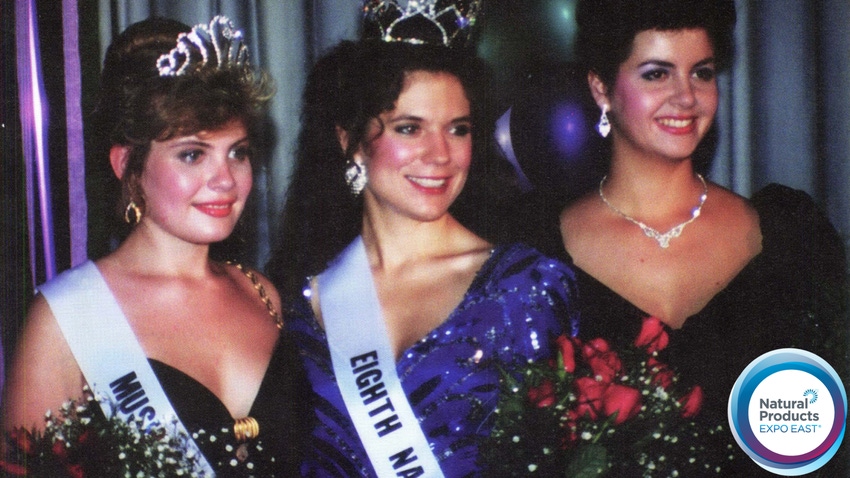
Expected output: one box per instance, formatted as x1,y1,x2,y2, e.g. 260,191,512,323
289,243,580,476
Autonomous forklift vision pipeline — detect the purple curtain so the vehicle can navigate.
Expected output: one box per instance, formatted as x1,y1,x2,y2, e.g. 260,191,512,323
14,0,86,285
8,0,86,400
63,0,87,267
15,0,55,286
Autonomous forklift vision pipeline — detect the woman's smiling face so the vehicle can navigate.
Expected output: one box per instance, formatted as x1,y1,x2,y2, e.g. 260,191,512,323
357,70,472,224
137,119,253,244
597,28,718,163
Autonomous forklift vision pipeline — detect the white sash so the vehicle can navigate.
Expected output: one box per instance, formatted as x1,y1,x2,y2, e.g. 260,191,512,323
39,261,215,477
319,237,445,478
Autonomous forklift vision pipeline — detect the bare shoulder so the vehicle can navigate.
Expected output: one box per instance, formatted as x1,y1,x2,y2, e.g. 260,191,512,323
3,294,84,431
435,219,494,268
559,192,609,256
704,183,761,242
708,183,757,216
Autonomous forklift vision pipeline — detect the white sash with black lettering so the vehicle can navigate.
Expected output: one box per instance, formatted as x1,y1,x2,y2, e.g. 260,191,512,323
319,237,445,477
40,261,215,477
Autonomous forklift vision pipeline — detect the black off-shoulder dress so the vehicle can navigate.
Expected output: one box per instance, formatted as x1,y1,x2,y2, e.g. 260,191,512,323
524,183,848,476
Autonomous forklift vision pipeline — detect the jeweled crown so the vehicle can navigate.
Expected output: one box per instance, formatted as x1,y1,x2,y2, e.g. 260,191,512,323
157,15,249,77
362,0,482,47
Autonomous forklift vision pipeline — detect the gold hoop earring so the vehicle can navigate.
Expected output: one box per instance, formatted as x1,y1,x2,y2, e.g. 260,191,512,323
124,201,142,225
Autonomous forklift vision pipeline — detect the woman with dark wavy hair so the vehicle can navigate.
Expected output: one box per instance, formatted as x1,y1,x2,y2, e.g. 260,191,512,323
267,3,579,475
547,0,846,474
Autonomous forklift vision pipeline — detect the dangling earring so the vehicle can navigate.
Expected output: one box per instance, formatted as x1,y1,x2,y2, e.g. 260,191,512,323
345,160,368,196
596,106,611,138
124,201,142,225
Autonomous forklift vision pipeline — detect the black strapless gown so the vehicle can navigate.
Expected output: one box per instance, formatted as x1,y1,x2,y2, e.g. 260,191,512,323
150,330,311,477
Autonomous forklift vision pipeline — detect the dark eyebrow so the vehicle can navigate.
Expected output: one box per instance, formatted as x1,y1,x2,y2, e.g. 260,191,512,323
387,115,423,123
167,136,250,149
230,136,251,148
386,115,472,124
638,57,716,69
167,139,211,149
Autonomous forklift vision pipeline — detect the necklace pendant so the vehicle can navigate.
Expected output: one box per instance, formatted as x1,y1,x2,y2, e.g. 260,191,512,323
599,174,708,249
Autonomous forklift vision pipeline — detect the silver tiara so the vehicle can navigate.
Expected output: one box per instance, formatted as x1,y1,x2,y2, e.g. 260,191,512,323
157,15,249,77
363,0,482,47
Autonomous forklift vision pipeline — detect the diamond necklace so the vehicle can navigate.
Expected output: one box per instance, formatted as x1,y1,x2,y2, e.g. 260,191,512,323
598,174,708,249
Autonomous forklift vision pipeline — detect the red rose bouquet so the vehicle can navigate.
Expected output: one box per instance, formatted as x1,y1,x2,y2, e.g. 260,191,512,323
1,387,203,477
480,317,738,476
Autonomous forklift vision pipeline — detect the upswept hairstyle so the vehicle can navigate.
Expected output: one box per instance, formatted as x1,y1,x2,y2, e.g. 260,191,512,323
267,39,508,300
91,16,273,222
575,0,737,88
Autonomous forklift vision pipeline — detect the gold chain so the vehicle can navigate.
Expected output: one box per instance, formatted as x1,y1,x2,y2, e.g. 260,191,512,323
227,262,283,329
225,263,276,446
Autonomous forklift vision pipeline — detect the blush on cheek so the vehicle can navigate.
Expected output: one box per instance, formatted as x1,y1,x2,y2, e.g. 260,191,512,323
237,170,253,197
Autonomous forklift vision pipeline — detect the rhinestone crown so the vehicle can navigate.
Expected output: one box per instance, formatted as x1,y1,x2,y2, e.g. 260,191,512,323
362,0,482,47
157,15,249,77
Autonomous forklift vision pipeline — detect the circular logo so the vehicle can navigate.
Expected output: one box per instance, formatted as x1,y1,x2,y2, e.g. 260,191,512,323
728,348,847,475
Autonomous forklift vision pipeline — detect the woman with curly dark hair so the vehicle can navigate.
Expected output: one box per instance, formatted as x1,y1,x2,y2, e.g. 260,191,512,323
545,0,846,474
267,2,580,476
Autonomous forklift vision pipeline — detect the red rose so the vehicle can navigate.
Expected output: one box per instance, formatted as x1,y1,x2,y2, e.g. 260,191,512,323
582,337,611,355
64,463,85,478
582,338,622,383
574,377,606,420
0,462,29,476
602,384,642,425
647,357,675,389
52,439,68,460
679,385,704,418
634,316,670,353
528,379,556,408
555,335,577,373
7,428,34,455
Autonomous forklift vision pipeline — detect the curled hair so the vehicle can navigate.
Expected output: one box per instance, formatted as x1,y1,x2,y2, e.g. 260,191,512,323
267,40,506,299
91,17,273,226
575,0,736,87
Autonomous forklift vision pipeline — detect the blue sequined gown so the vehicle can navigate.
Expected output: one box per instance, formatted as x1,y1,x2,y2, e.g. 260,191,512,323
287,243,580,477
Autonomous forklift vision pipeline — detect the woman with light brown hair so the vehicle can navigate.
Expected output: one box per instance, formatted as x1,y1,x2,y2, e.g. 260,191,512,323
3,16,308,475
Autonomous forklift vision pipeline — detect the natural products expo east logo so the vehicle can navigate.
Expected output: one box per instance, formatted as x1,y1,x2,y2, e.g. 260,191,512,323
728,348,847,475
